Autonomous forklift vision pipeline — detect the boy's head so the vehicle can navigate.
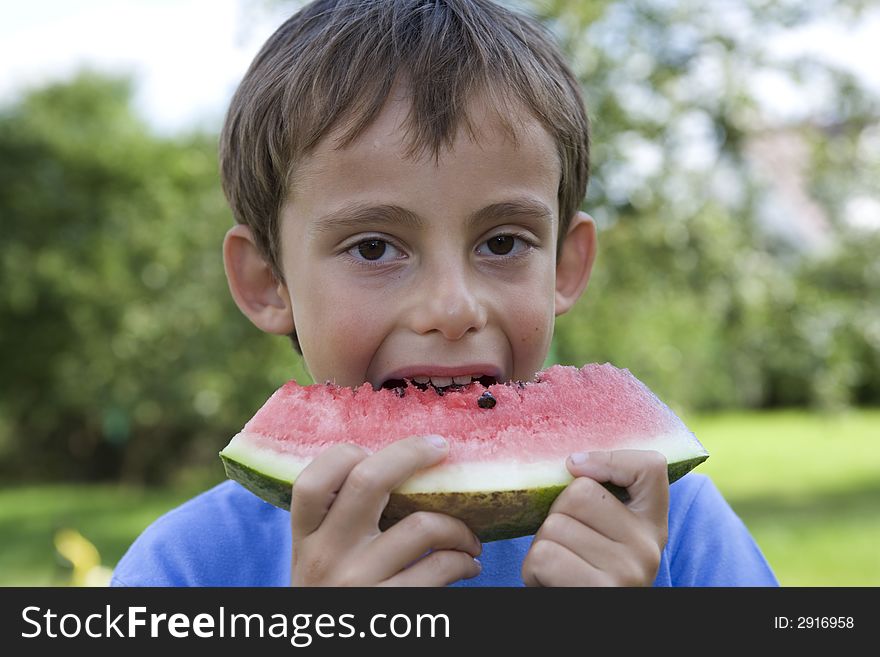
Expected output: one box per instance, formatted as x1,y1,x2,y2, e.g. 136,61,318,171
221,0,597,389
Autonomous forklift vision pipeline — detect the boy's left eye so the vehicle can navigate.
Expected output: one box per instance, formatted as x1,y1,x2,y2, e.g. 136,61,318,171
476,234,529,257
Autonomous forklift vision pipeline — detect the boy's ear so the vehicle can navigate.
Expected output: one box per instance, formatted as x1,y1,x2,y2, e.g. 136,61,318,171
555,211,597,316
223,224,295,335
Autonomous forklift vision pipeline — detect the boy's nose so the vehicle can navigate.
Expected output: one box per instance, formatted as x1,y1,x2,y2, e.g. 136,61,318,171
409,268,488,341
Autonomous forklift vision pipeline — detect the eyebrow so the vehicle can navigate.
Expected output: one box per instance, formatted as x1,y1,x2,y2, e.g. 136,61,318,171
468,199,556,228
309,198,555,237
309,203,422,237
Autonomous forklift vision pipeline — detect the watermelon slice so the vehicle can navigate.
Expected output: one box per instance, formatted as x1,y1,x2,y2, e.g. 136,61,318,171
220,364,709,542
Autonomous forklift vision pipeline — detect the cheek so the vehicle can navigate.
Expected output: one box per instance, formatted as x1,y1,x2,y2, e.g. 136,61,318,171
516,313,554,347
506,278,556,347
509,317,554,381
293,278,387,381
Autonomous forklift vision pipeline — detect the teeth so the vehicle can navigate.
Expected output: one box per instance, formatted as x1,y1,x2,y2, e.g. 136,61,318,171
405,374,486,389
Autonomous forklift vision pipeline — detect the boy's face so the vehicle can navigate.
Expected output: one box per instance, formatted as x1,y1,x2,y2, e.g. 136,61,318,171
231,89,594,389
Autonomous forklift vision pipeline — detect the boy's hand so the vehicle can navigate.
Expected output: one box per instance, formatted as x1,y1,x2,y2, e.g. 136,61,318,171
289,435,482,587
522,450,669,587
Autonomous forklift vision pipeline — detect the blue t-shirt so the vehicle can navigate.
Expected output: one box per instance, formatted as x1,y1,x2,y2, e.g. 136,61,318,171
111,474,778,587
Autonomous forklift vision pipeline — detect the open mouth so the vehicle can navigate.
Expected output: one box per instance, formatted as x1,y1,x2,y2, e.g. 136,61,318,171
381,375,498,394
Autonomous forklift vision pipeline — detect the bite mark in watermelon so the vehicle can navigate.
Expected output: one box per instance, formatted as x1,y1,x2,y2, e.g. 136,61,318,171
220,364,709,542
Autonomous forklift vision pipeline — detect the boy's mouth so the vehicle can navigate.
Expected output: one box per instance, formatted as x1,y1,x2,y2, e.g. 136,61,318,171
380,374,498,393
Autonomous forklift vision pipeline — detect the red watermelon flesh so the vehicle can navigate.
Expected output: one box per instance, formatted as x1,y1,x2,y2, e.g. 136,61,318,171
220,364,709,541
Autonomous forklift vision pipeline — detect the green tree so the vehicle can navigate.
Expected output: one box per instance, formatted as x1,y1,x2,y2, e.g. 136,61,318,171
0,72,310,483
524,0,880,410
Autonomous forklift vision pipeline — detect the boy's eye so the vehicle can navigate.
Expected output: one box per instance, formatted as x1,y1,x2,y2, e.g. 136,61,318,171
476,234,529,257
348,238,402,262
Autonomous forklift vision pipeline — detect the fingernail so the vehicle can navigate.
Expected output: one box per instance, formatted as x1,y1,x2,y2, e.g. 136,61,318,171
570,452,588,465
424,434,447,449
473,558,482,570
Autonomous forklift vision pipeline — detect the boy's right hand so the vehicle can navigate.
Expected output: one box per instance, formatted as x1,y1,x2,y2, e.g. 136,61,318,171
289,434,483,586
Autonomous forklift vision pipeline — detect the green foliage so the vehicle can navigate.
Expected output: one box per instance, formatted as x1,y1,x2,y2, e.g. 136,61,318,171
0,72,311,483
555,204,880,411
528,0,880,411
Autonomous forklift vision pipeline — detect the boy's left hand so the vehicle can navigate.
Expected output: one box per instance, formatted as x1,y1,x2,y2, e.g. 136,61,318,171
521,450,669,587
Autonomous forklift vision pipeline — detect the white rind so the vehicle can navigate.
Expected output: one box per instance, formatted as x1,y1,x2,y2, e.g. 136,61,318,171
220,430,707,494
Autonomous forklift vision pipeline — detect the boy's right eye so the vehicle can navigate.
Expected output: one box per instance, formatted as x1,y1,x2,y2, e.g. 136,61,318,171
347,238,403,263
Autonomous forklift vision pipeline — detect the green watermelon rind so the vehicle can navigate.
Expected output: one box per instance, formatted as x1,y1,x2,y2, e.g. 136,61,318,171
220,451,709,542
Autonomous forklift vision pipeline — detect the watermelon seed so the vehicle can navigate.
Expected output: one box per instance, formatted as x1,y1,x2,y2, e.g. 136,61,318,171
477,391,497,409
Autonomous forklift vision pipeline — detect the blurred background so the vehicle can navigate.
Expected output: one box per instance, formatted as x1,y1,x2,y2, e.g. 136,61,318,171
1,0,878,586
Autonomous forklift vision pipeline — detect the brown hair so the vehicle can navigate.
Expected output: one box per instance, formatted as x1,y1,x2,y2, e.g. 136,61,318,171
220,0,590,351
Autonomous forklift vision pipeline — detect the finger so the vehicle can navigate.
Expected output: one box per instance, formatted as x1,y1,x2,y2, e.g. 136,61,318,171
535,510,618,570
522,539,609,587
380,550,482,587
548,477,666,559
322,434,450,536
368,511,481,578
535,511,658,585
566,449,669,529
547,475,642,544
290,443,369,538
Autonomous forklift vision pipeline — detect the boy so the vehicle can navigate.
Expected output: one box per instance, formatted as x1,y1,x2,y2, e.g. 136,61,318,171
112,0,777,586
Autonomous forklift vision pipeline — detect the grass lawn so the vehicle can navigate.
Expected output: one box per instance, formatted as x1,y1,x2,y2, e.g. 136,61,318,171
1,409,877,586
688,409,880,586
0,479,221,586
